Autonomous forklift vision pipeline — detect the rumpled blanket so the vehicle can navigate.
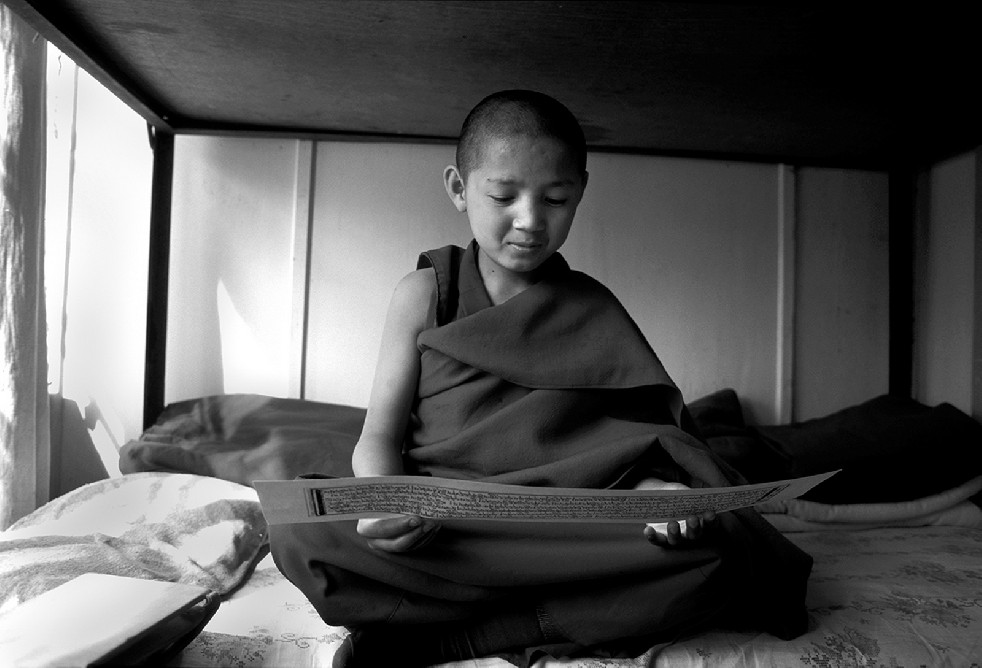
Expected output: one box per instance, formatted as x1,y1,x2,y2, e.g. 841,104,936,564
119,395,363,485
271,248,814,659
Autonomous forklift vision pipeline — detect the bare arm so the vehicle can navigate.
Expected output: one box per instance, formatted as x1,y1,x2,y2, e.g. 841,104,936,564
352,268,435,477
351,269,440,552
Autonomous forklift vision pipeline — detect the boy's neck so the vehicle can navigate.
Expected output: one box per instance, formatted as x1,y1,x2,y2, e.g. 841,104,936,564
475,249,540,306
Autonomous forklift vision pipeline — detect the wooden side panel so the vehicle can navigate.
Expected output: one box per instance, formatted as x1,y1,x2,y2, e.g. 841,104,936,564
975,149,982,423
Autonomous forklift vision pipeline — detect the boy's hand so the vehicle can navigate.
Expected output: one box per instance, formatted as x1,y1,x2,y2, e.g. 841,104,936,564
634,478,717,548
644,512,716,547
356,515,441,553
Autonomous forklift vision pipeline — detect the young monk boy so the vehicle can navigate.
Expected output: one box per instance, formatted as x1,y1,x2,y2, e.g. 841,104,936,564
269,90,812,667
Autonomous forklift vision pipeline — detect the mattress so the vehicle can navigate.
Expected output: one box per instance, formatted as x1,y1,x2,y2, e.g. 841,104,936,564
2,471,979,667
9,388,980,667
173,525,982,667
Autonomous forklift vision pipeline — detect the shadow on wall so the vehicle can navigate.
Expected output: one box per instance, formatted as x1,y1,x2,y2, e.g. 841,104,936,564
49,395,110,499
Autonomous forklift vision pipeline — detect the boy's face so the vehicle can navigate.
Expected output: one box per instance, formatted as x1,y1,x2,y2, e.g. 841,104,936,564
445,133,587,279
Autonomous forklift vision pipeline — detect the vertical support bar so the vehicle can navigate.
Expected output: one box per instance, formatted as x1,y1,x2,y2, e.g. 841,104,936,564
973,148,982,421
888,164,915,398
143,126,174,429
775,165,796,424
289,140,316,399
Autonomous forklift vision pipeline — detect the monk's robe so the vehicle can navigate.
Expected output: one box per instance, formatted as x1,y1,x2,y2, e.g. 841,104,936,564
269,241,812,660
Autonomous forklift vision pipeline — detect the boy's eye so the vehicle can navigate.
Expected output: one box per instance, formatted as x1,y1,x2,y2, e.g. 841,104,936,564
489,195,514,204
544,198,568,206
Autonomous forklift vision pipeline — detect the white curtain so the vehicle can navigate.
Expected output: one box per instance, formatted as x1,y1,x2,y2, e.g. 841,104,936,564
1,5,49,529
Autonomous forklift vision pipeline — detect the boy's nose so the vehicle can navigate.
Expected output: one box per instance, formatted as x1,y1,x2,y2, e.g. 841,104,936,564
512,200,545,231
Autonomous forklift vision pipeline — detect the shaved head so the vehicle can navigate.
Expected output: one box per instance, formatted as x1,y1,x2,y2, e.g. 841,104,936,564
456,90,587,182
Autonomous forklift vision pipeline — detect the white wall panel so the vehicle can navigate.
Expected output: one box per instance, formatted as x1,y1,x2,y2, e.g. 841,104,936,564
794,168,890,420
166,136,303,403
45,46,152,492
564,155,782,423
304,142,467,406
304,146,786,419
166,138,894,428
913,152,977,414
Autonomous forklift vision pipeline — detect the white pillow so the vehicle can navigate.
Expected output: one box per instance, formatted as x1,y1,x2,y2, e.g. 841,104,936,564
0,473,267,614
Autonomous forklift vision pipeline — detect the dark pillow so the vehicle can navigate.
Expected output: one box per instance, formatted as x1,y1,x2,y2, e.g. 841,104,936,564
753,395,982,503
686,389,787,484
119,394,366,486
687,388,745,437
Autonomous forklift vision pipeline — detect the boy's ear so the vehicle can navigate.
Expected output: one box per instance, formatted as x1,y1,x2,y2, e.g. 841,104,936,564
443,165,467,212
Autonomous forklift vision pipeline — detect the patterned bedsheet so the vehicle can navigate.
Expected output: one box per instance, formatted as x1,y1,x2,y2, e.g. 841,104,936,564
171,526,982,667
657,527,982,667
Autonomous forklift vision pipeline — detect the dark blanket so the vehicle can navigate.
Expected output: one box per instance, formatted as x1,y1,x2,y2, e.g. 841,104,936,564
754,396,982,504
687,388,982,506
119,394,363,485
270,255,812,656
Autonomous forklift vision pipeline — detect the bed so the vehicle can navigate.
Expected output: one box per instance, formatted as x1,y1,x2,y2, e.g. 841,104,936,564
5,389,981,666
3,1,982,666
176,527,982,667
150,390,982,666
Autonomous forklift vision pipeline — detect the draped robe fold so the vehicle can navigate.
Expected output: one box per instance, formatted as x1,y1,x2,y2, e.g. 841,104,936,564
269,242,812,657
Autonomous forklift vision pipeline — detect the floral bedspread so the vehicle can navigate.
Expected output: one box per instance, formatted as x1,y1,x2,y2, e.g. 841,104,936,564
172,526,982,668
656,526,982,667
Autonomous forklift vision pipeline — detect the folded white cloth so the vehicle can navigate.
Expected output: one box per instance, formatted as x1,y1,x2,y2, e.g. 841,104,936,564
757,474,982,531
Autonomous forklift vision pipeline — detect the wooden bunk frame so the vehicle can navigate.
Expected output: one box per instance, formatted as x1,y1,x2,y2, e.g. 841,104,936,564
7,0,980,426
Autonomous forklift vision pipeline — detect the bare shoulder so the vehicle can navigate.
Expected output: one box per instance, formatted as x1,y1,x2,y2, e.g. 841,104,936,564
387,268,437,332
393,268,436,308
396,267,436,295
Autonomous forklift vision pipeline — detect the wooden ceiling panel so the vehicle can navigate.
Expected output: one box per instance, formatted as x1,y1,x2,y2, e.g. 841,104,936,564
10,0,980,167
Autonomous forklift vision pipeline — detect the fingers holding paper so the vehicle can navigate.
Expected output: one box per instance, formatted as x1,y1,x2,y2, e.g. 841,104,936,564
643,511,717,548
357,515,442,553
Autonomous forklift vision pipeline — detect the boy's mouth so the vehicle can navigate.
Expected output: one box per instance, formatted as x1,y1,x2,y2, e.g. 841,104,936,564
507,240,543,251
